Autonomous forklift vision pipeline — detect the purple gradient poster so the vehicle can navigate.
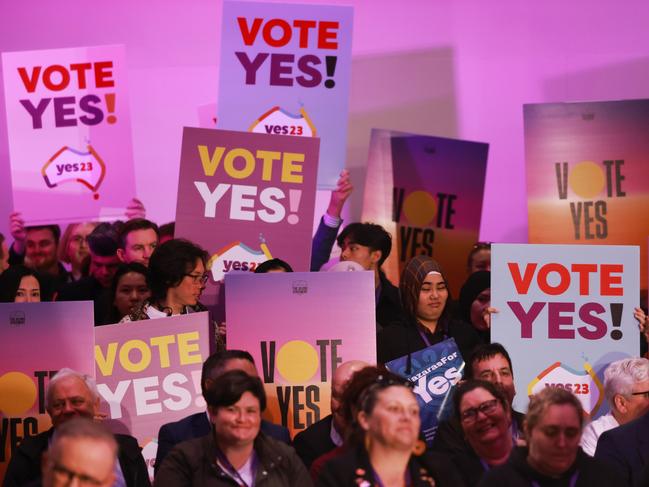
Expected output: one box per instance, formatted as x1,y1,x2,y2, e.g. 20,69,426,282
217,1,353,189
226,271,376,437
1,45,136,224
525,99,649,290
175,127,319,311
0,302,94,481
94,313,210,477
362,129,488,294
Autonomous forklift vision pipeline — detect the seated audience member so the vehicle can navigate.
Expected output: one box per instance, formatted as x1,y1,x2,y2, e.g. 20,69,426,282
480,387,621,486
581,357,649,456
595,383,649,485
451,380,514,486
117,218,159,267
124,239,208,320
99,262,151,325
154,350,290,473
317,367,463,487
0,265,52,302
310,169,353,272
458,270,495,343
433,343,524,457
155,370,311,486
378,255,480,368
4,368,149,487
0,232,10,274
41,418,118,487
467,241,491,274
293,360,367,469
58,222,98,281
254,258,293,273
56,223,121,321
8,212,69,289
158,222,175,245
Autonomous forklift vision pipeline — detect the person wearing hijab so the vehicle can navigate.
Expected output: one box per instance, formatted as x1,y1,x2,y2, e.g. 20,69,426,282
377,255,481,370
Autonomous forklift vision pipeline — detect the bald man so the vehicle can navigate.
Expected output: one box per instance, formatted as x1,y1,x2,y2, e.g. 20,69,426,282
293,360,368,469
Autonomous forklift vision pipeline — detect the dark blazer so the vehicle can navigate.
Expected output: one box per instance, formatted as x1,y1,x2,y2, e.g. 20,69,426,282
293,415,336,469
3,427,150,487
594,411,649,487
154,412,290,474
317,445,464,487
154,432,311,487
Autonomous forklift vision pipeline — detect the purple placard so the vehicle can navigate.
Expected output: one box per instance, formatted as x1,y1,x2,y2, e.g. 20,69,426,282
0,301,94,481
94,312,210,476
175,127,319,307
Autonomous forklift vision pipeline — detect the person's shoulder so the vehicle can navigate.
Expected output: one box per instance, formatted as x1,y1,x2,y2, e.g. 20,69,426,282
16,429,51,455
114,433,145,457
260,419,291,443
294,415,332,439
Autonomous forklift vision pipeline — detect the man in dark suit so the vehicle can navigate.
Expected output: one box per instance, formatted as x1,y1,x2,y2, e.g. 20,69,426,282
433,343,525,456
595,408,649,486
293,360,368,469
4,368,149,487
154,350,290,474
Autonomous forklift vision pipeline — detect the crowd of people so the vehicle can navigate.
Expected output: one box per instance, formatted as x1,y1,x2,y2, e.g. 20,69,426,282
2,171,649,487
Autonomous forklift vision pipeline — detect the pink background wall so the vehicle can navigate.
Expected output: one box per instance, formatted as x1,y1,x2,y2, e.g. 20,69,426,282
2,0,649,243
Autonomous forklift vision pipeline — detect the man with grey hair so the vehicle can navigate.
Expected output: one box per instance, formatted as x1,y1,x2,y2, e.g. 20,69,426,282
4,368,149,486
42,417,118,487
580,357,649,456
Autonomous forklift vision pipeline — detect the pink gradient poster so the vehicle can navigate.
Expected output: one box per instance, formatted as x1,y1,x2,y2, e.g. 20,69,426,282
1,44,136,224
217,1,353,189
175,127,319,310
0,302,94,481
362,129,488,294
94,313,210,476
225,271,376,437
525,99,649,290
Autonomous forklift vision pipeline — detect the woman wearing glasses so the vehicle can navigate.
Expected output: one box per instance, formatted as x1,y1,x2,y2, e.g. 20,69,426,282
478,387,621,486
123,239,209,321
451,380,514,486
318,367,463,487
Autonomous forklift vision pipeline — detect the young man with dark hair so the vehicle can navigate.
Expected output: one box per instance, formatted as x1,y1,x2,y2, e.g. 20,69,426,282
117,218,159,267
433,342,525,456
154,350,290,474
56,223,121,323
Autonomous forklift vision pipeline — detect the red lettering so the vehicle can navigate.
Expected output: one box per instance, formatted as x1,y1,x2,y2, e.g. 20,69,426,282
42,65,70,91
538,263,570,295
507,262,537,294
17,66,41,93
263,19,292,47
318,21,339,49
238,17,263,45
94,61,114,88
601,264,623,296
571,263,597,295
69,63,92,89
293,19,316,48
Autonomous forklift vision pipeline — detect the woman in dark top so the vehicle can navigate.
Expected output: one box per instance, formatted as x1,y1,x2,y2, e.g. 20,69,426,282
451,380,514,486
478,387,622,486
317,367,464,487
457,270,493,344
0,265,52,302
377,255,480,370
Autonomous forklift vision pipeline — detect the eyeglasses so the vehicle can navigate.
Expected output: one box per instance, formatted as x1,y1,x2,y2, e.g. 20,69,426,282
631,390,649,399
186,273,209,285
52,461,107,486
460,398,499,423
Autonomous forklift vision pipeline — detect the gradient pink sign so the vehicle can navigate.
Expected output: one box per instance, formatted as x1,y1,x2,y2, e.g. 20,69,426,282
226,271,376,437
175,127,319,310
1,44,136,224
94,313,210,475
0,302,94,481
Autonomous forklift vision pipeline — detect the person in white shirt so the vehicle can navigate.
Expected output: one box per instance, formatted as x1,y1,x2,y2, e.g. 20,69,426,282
580,357,649,456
